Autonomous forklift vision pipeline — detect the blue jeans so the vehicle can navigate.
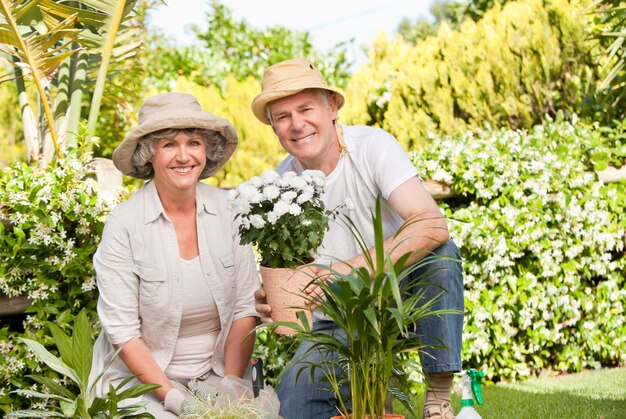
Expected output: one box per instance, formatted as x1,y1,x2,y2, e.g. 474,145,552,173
277,239,464,419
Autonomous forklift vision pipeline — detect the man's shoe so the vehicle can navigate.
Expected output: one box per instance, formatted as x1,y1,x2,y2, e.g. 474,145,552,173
423,401,455,418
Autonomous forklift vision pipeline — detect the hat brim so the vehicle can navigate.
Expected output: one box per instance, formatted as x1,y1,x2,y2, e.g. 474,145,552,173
251,87,345,125
113,109,238,180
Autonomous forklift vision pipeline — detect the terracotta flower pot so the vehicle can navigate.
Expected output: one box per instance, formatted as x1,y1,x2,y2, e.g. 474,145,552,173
259,265,314,335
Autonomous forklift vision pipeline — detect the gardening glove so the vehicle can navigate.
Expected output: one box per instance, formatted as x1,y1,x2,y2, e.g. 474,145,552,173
188,377,220,401
164,388,204,416
163,388,186,415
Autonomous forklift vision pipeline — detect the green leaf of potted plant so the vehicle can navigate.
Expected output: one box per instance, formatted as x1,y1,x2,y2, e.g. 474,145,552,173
263,196,462,418
6,310,159,418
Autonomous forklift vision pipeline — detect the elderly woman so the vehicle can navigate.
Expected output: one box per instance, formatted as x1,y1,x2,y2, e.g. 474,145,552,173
90,92,260,417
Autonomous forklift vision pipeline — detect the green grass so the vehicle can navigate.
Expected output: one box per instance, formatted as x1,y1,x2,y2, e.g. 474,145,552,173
394,368,626,419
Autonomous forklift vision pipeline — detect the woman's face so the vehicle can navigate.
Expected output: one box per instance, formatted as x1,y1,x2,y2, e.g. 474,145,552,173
149,131,206,193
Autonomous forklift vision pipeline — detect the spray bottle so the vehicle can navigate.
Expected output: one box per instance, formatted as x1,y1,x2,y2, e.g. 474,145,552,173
455,369,485,419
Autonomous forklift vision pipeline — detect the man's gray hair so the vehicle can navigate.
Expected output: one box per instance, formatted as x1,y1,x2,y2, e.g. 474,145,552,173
131,128,228,180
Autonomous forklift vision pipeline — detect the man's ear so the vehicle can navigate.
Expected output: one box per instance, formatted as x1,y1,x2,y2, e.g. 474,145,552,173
329,93,340,119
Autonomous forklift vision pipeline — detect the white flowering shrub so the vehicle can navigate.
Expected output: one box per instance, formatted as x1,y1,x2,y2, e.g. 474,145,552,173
411,114,626,381
0,144,128,411
228,169,332,268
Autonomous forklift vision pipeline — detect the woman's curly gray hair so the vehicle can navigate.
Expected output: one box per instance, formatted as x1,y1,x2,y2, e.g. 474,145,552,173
131,128,228,180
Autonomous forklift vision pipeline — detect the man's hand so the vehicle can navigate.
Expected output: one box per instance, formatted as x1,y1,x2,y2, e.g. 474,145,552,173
304,265,332,307
254,288,273,323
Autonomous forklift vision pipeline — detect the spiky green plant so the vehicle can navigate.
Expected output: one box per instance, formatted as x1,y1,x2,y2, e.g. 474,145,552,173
262,197,462,419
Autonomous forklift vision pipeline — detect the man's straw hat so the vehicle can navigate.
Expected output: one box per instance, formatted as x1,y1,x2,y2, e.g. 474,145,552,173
251,58,345,125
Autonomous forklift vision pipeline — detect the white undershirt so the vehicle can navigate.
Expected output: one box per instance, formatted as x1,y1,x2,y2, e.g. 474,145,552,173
165,256,220,379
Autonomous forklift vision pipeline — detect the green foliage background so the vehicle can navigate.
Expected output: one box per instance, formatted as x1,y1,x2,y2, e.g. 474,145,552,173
342,0,596,150
0,143,129,414
0,81,23,165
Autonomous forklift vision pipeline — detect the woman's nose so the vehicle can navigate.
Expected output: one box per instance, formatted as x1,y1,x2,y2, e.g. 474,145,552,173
176,145,190,160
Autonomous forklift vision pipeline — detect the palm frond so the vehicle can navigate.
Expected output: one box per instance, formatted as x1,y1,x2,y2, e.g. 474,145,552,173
0,0,84,157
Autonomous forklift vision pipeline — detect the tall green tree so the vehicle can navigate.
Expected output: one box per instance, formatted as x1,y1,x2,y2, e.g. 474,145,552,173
145,0,353,91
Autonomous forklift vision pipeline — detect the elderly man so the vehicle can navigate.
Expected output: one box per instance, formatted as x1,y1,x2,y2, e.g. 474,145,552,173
252,58,464,419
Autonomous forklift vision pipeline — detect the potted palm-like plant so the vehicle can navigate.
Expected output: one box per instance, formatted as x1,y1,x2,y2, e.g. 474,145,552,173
267,197,461,418
228,169,335,335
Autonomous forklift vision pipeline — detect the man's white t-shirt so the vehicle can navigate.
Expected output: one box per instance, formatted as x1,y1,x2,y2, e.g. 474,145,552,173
275,124,419,264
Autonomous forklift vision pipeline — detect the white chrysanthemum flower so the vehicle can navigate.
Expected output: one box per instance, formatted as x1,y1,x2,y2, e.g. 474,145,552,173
262,170,280,183
281,191,297,203
249,176,263,187
267,212,278,224
297,193,313,204
277,177,288,187
288,203,303,216
282,171,297,178
288,176,307,190
263,185,280,200
232,200,251,215
303,169,325,180
250,191,264,204
273,200,290,217
249,214,266,229
240,184,260,202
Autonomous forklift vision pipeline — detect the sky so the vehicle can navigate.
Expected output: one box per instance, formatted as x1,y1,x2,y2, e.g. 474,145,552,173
148,0,434,66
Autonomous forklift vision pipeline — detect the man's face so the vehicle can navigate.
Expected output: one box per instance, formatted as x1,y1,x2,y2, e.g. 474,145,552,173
268,89,339,171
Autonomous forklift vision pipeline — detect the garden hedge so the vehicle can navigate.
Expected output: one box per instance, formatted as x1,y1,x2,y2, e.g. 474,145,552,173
411,115,625,381
343,0,597,150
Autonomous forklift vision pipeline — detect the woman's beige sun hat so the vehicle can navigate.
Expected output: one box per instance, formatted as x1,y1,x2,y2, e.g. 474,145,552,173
251,58,345,125
112,92,238,179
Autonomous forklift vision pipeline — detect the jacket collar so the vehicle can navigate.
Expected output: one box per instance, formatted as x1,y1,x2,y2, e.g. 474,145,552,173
143,180,217,224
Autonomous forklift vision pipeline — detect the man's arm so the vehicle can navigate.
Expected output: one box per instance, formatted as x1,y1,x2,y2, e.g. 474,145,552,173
258,176,450,318
334,176,449,275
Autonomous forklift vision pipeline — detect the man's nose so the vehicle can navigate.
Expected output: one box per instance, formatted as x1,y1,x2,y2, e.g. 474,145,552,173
291,113,306,130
